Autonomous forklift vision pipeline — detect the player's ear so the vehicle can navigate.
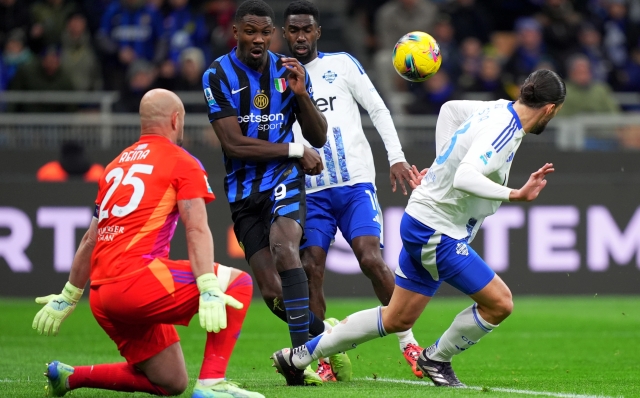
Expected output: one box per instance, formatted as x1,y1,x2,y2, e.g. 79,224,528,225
232,24,238,40
317,25,321,40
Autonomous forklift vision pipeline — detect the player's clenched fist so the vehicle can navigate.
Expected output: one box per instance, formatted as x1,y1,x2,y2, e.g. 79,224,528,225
196,273,243,333
32,282,84,336
300,146,323,175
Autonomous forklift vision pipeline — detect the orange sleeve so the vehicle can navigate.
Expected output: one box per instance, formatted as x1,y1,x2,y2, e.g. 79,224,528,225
171,150,216,204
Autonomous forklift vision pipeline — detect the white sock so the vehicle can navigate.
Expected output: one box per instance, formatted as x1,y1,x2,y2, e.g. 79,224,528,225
427,304,497,362
292,306,387,369
198,378,224,386
396,329,419,352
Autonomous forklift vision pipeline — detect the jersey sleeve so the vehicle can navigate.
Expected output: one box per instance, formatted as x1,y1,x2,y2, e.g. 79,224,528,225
171,151,216,204
202,64,237,122
435,101,485,154
346,54,406,165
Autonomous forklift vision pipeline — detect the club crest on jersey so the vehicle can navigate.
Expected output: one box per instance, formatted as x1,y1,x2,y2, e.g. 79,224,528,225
253,90,269,109
274,78,287,93
322,70,337,83
204,88,216,106
456,242,469,256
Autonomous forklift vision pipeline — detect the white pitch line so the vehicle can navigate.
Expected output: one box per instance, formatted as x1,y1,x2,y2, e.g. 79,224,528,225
357,377,618,398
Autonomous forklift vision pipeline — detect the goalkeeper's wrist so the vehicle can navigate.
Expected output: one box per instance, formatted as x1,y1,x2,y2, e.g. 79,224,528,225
61,281,84,303
288,143,304,158
196,273,220,293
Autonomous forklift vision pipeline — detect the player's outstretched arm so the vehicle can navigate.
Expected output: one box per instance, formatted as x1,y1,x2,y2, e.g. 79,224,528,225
211,117,303,162
178,198,242,333
32,218,97,336
282,57,327,148
509,163,555,202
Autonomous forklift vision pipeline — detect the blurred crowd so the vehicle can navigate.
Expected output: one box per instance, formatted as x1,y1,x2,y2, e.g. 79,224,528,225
346,0,640,116
1,0,639,117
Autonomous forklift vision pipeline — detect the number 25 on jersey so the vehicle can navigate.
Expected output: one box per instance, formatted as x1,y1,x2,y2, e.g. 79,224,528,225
99,164,154,222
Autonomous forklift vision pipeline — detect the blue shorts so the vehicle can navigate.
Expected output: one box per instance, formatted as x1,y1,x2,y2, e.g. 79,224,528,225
301,183,382,252
395,213,495,297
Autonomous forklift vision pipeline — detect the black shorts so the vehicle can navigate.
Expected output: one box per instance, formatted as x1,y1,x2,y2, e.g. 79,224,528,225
230,169,306,262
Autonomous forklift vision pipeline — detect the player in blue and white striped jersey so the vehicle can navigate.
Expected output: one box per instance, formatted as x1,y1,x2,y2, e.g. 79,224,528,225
202,0,329,386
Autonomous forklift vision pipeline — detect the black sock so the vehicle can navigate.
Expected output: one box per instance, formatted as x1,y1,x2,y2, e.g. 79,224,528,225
309,310,326,337
279,268,310,348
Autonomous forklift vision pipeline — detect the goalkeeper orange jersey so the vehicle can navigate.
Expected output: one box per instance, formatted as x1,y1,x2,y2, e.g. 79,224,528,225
90,135,215,284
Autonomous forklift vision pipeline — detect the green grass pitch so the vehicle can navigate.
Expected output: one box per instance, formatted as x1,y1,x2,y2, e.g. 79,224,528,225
1,296,639,397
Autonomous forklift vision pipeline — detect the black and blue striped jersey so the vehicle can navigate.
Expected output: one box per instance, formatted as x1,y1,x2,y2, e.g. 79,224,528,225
202,48,313,203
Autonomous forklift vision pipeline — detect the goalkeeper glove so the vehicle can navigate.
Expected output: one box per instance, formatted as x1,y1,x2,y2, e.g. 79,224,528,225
197,273,243,333
32,282,84,336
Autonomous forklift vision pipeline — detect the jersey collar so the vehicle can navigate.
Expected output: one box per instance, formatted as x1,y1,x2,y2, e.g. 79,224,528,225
507,101,523,130
230,46,270,76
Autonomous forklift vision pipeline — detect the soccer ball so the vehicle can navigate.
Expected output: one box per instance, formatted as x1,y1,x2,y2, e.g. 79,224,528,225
392,31,442,82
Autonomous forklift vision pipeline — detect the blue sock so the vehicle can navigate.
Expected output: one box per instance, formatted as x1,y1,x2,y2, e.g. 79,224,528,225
279,268,310,348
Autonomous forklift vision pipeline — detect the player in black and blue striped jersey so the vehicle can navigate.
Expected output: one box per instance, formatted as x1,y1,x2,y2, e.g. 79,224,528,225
202,0,328,385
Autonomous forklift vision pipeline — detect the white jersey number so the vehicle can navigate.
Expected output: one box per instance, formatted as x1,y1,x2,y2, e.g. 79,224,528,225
99,164,154,221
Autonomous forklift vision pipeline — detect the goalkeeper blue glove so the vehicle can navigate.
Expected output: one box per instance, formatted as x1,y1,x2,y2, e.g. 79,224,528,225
197,273,243,333
32,282,84,336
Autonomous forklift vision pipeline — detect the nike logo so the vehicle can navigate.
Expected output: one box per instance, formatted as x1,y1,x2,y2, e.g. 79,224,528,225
290,314,304,320
232,86,248,94
274,205,286,213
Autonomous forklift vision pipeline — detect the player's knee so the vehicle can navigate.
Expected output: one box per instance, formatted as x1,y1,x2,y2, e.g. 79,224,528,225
489,294,514,323
496,295,514,320
160,373,188,396
269,239,298,263
382,310,415,333
358,251,386,276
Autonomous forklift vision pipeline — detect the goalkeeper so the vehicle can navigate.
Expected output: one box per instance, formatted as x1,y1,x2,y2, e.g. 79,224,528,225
31,89,263,398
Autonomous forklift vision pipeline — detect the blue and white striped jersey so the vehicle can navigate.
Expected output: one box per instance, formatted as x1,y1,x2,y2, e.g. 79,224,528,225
406,100,524,241
202,48,313,203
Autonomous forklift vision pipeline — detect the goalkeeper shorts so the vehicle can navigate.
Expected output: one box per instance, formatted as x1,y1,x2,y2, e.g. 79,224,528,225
90,259,233,364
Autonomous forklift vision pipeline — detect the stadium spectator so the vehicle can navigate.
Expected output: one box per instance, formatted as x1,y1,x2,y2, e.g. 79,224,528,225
29,0,78,53
615,47,640,94
1,29,33,89
560,54,620,117
536,0,582,72
601,0,640,89
457,37,483,89
461,56,512,101
165,0,208,65
36,140,104,182
175,46,205,91
156,0,208,89
60,12,102,90
114,59,157,113
203,0,237,58
483,0,541,31
431,14,461,80
503,17,551,86
444,0,492,44
8,45,75,112
405,70,461,115
374,0,438,101
0,0,30,49
96,0,166,90
345,0,388,64
577,22,611,83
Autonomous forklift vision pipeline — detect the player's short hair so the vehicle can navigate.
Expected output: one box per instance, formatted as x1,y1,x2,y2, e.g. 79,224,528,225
519,69,566,109
284,0,320,23
235,0,275,24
